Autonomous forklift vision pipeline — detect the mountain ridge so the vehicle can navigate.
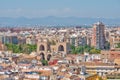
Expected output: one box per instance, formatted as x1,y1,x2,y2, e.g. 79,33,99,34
0,16,120,26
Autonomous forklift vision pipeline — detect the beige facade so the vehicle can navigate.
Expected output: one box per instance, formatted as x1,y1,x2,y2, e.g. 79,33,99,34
37,38,70,60
109,33,120,49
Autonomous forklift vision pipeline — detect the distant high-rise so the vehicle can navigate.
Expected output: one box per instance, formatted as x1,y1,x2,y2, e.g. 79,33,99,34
92,22,105,49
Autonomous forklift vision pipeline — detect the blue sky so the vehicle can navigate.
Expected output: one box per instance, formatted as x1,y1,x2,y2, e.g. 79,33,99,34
0,0,120,18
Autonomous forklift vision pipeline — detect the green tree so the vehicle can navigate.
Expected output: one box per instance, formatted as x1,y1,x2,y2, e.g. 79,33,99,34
70,45,76,54
19,44,23,53
77,46,84,54
70,45,75,50
26,44,37,53
90,49,101,54
41,60,48,66
83,45,91,52
116,43,120,48
104,41,110,50
12,44,20,53
70,45,84,54
5,43,13,51
5,43,37,54
70,44,102,54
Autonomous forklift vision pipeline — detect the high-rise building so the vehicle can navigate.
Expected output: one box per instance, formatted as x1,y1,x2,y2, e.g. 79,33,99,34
92,22,105,49
2,36,18,44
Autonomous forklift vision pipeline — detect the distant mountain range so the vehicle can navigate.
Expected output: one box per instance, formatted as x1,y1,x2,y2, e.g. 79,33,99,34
0,16,120,26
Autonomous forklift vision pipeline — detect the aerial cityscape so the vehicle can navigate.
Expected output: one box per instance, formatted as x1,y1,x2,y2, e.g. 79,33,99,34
0,0,120,80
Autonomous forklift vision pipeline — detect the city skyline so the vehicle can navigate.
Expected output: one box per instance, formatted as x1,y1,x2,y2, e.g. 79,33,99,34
0,0,120,18
0,0,120,80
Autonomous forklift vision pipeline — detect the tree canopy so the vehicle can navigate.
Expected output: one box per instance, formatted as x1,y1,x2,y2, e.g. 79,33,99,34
70,45,101,54
116,43,120,48
41,60,48,66
5,43,37,54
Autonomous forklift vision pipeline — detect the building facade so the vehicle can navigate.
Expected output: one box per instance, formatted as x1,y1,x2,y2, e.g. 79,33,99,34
37,38,70,60
92,22,106,49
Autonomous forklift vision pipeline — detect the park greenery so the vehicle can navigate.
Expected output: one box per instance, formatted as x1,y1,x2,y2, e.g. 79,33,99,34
41,60,48,66
5,43,37,54
70,45,101,54
116,43,120,48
